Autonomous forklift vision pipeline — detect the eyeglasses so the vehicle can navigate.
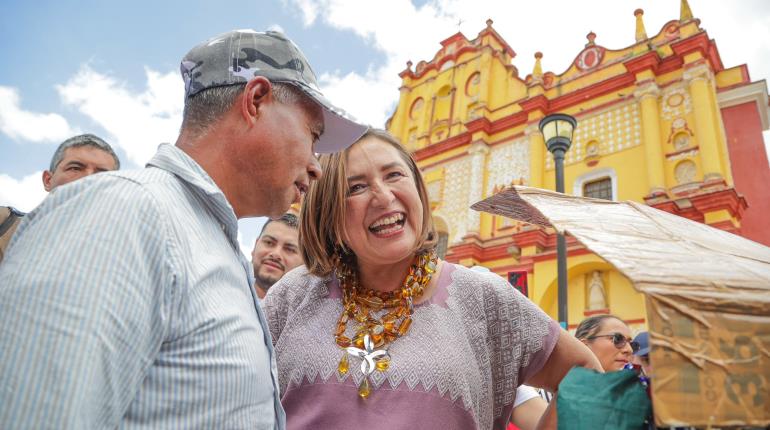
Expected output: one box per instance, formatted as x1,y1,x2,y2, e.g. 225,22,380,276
586,332,640,353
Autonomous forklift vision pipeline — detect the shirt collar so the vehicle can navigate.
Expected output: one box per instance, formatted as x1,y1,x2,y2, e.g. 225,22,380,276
146,143,238,242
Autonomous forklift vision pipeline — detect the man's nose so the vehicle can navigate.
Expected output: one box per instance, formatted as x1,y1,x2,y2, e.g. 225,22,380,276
308,157,322,181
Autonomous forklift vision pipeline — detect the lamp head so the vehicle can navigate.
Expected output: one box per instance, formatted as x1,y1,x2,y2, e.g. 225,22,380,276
539,113,577,155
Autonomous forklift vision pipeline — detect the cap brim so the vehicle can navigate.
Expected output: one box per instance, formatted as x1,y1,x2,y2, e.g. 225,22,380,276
634,346,649,356
288,82,368,153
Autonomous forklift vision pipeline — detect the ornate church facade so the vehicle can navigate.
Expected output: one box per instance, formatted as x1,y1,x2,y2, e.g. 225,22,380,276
386,1,770,330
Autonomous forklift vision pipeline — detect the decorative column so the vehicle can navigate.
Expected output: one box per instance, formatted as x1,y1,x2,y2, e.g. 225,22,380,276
635,80,666,195
466,140,490,235
685,64,723,181
526,124,545,188
392,85,412,145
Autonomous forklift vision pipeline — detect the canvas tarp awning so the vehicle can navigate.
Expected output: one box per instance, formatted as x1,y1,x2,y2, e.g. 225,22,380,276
472,186,770,427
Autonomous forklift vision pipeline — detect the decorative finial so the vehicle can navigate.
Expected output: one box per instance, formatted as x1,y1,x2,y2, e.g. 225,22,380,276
634,9,648,42
585,31,597,47
486,18,493,28
533,52,543,78
680,0,693,21
406,60,413,69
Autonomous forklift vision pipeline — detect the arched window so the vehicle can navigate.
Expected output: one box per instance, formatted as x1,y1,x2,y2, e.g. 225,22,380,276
409,97,424,120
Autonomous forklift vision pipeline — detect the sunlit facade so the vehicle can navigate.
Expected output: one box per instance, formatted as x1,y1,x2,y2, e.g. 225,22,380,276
386,2,770,331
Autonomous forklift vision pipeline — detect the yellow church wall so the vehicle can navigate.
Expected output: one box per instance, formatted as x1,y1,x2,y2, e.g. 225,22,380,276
556,63,629,97
531,254,647,327
541,146,650,202
704,209,738,226
607,270,647,323
487,127,525,146
420,145,469,168
654,44,674,59
708,79,735,186
716,66,747,89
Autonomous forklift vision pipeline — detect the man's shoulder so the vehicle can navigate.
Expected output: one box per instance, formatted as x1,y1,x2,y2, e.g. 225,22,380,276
101,166,177,189
49,167,181,209
26,168,177,232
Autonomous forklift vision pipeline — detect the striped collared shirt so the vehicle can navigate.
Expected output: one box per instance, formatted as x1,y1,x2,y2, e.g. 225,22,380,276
0,144,284,429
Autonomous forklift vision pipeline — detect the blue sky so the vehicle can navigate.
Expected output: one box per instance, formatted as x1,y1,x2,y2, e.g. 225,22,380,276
2,0,769,254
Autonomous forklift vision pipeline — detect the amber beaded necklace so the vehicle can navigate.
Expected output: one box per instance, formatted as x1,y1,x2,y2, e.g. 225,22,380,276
334,249,438,399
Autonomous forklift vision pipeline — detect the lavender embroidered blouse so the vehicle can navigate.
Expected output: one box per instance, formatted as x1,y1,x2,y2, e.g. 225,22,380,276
263,263,560,430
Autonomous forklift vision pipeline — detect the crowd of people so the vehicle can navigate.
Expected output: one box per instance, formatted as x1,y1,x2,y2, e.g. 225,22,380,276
0,28,653,430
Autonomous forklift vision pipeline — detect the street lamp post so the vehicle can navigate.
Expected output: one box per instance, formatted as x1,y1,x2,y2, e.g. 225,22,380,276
538,113,577,329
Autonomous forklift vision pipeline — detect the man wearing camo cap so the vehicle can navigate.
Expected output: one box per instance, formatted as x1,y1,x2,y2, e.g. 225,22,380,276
0,30,366,429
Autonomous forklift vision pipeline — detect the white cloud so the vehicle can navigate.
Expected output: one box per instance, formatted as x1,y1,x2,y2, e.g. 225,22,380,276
291,0,321,26
0,171,46,212
0,86,79,142
56,65,184,167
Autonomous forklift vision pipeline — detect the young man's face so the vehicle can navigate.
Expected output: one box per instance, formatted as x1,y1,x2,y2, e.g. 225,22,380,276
251,221,303,297
43,146,117,192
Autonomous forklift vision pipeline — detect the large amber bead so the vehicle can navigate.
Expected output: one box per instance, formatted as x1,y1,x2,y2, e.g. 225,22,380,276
397,317,412,336
338,353,349,376
375,357,390,372
384,298,402,308
338,313,349,324
354,335,365,349
336,335,351,347
354,308,369,323
335,322,347,336
358,296,384,311
358,377,371,399
425,260,437,273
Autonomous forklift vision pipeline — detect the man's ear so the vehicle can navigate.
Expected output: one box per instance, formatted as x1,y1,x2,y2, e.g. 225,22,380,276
42,170,53,192
240,77,273,124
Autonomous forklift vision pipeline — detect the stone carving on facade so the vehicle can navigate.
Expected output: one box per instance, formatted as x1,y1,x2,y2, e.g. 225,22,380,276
486,137,530,196
587,271,608,310
666,148,699,162
673,132,691,150
548,102,641,169
633,80,660,101
661,86,693,121
674,160,698,184
440,157,472,244
682,62,714,86
466,141,490,234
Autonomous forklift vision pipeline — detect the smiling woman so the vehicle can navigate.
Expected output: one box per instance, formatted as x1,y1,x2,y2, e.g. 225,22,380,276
263,128,603,430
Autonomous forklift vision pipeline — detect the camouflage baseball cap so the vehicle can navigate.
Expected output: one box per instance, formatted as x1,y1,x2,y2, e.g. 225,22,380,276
181,29,367,153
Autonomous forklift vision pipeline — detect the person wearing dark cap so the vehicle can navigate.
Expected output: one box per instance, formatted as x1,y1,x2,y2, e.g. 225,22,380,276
0,29,366,429
632,331,651,377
